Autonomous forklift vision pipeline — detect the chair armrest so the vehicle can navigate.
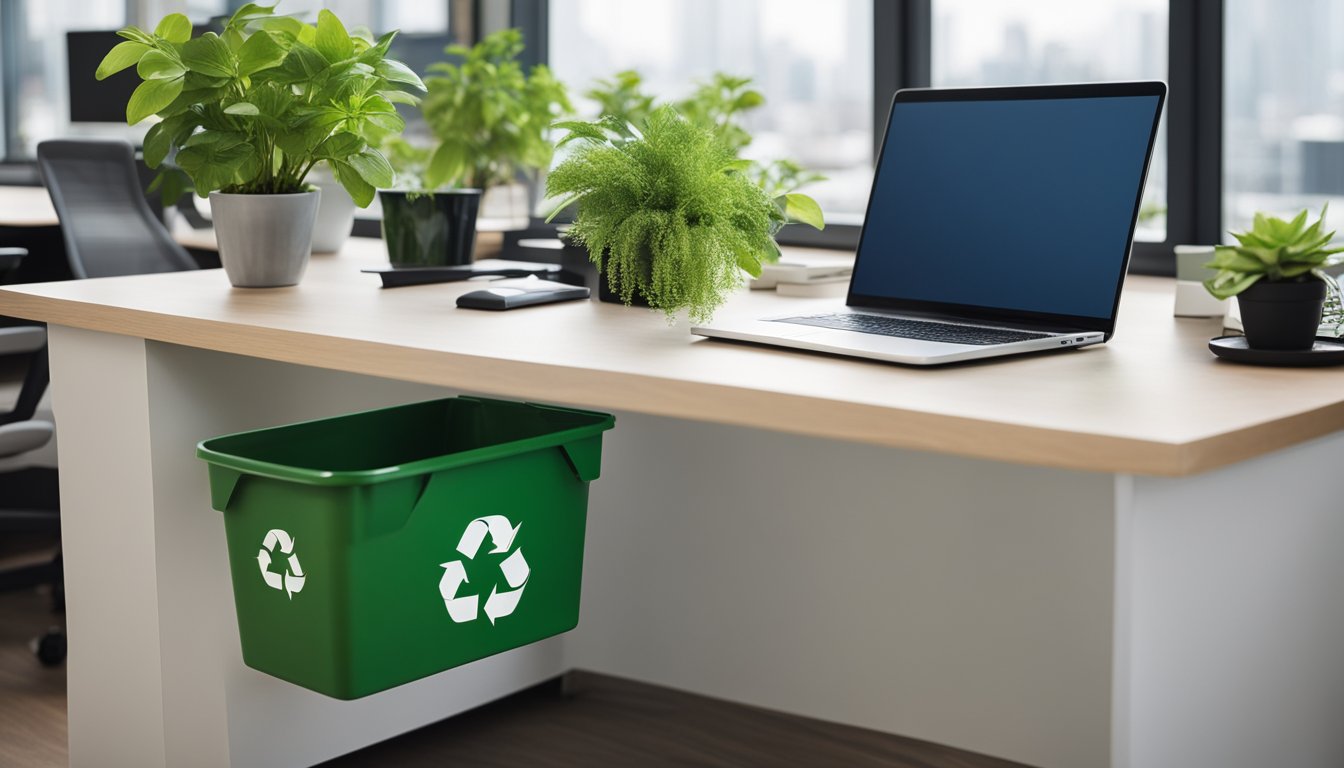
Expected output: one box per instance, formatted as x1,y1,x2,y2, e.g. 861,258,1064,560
0,327,46,356
0,420,53,459
0,247,28,273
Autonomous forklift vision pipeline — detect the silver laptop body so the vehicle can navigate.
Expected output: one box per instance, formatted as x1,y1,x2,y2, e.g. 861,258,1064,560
693,81,1168,366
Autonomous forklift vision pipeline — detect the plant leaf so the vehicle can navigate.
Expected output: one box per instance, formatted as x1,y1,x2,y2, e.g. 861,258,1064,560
126,76,184,124
315,10,353,64
374,59,425,92
782,193,825,230
176,135,252,195
331,159,375,206
227,3,277,30
1203,271,1264,300
223,101,260,115
96,41,150,80
181,33,236,78
154,13,192,44
346,148,394,189
137,49,185,81
273,43,327,84
426,140,466,189
236,30,288,76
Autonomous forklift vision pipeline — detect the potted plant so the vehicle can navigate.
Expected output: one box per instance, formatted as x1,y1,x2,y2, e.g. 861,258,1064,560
96,4,424,287
1204,205,1344,349
377,138,481,267
545,106,825,323
421,29,571,225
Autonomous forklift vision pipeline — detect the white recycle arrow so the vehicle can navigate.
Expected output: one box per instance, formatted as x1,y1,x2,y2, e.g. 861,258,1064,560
439,515,529,625
438,560,478,623
257,528,305,599
456,515,522,559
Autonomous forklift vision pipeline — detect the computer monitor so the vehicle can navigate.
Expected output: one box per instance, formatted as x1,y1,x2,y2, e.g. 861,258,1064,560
67,31,138,123
67,25,218,124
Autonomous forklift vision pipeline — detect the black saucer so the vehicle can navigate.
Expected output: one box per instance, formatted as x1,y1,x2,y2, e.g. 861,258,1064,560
1209,335,1344,367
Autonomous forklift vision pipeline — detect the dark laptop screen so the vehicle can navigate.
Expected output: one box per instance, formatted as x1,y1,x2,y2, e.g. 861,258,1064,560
849,90,1163,321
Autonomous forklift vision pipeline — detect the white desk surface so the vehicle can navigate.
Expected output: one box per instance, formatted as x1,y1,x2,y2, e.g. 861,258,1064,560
0,185,58,227
0,236,1338,476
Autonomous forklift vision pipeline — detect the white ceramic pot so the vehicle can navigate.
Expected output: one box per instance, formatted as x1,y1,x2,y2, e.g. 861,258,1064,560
309,170,356,253
209,190,320,288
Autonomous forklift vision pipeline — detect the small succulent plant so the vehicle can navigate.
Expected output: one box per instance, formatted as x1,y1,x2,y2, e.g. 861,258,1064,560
1204,205,1344,299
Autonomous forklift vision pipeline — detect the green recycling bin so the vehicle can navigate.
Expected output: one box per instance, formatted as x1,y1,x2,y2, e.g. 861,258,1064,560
197,396,614,700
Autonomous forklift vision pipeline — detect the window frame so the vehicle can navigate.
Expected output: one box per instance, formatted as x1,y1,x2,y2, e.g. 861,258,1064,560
517,0,1228,276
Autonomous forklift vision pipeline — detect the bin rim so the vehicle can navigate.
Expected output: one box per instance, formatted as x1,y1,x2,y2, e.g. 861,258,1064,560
195,396,615,487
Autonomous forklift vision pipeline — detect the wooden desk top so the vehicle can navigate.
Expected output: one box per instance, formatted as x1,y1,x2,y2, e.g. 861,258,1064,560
0,185,58,228
0,237,1336,476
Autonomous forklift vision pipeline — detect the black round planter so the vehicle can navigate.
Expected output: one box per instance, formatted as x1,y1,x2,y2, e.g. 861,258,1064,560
1236,278,1327,351
590,247,650,308
379,189,481,267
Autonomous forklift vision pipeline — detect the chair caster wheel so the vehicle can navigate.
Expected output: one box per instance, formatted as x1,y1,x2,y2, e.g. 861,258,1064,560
31,627,66,667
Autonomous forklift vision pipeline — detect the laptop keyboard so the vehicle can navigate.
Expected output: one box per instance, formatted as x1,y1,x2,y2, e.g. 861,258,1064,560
774,313,1053,346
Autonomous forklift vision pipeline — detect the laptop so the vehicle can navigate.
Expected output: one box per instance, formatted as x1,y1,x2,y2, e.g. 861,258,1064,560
692,81,1167,365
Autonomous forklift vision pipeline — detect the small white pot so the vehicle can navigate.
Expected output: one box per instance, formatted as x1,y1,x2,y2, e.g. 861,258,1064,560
309,170,356,253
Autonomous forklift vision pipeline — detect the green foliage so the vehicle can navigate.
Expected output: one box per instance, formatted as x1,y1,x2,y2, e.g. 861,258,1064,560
422,29,572,189
750,157,827,206
547,106,805,323
380,136,434,191
1204,205,1344,299
676,72,764,154
95,4,425,206
584,70,655,135
581,69,826,215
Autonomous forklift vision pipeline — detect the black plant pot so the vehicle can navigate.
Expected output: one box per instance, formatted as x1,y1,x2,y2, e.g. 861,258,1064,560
1237,278,1327,351
379,189,481,267
579,244,649,308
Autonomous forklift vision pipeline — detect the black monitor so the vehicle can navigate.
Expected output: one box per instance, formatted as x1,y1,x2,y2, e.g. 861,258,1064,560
67,31,138,123
68,24,220,124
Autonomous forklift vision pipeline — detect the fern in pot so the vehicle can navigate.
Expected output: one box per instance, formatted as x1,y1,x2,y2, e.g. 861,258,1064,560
97,4,424,287
1204,205,1344,350
545,106,824,322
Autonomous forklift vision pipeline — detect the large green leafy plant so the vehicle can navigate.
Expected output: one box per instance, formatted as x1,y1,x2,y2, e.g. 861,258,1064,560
422,29,571,189
546,107,823,322
95,3,424,206
1204,206,1344,299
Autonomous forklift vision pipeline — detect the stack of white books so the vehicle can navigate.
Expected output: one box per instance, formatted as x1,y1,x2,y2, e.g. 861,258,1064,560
750,253,854,298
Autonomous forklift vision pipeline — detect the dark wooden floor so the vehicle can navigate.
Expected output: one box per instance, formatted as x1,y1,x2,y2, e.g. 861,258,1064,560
0,541,67,768
0,539,1030,768
322,672,1032,768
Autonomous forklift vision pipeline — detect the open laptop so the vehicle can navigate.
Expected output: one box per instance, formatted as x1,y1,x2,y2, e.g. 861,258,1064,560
692,81,1167,365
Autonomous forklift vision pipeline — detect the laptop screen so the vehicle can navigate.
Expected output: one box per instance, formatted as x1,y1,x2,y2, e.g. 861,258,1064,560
849,85,1165,325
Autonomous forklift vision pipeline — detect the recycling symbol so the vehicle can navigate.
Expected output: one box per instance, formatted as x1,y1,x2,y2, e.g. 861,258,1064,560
438,515,529,625
257,528,305,599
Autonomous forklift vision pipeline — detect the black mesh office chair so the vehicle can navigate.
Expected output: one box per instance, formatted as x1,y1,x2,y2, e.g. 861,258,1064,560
36,139,198,278
0,317,63,665
6,140,201,666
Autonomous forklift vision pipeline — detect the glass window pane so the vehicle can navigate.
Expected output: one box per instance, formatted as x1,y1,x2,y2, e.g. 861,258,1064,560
931,0,1169,242
9,1,129,157
548,0,874,223
1224,0,1344,239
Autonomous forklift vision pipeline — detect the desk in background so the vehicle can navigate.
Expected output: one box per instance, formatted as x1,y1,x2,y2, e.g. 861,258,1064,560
3,239,1344,768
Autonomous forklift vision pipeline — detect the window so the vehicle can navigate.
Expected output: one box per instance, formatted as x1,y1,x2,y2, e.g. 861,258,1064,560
3,1,129,158
931,0,1170,242
548,0,874,223
1223,0,1344,237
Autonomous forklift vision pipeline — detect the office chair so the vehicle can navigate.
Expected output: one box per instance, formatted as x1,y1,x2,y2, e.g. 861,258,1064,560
8,140,201,666
0,326,64,666
36,139,198,278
